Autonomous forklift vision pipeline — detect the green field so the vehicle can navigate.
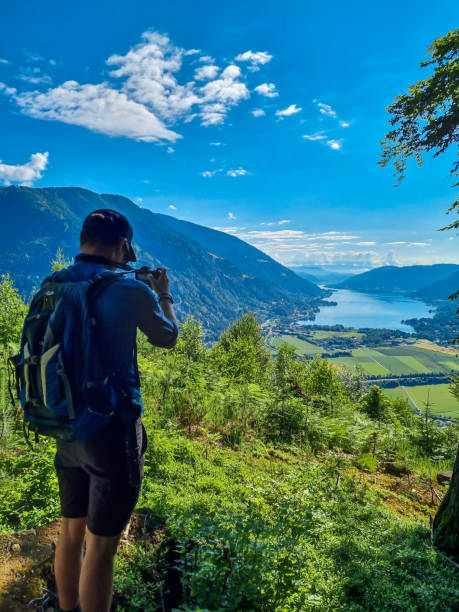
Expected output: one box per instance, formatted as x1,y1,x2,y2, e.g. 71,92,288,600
311,330,364,340
385,384,459,420
270,335,323,355
270,335,459,377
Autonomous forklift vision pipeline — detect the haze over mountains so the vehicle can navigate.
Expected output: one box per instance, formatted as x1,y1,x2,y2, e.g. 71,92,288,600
334,265,459,299
0,186,323,338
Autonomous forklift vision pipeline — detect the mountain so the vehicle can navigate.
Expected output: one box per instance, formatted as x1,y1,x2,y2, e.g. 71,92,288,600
156,214,320,297
334,264,459,294
0,186,323,338
413,271,459,302
291,265,364,285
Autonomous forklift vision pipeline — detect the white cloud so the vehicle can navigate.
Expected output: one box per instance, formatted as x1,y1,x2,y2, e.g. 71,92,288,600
0,58,10,65
303,132,327,141
327,139,342,150
228,212,236,219
4,31,262,143
210,141,223,146
169,204,177,210
211,226,240,234
23,51,45,63
14,81,181,142
184,48,200,56
136,197,143,203
278,219,291,225
235,50,273,71
226,167,248,177
229,228,398,266
251,108,265,117
18,67,53,85
201,169,221,177
316,101,336,117
356,241,376,246
385,241,430,247
0,151,49,186
0,82,17,96
167,146,175,153
340,120,350,128
254,83,278,98
276,104,302,117
198,64,249,125
142,179,150,183
199,55,214,63
193,64,219,81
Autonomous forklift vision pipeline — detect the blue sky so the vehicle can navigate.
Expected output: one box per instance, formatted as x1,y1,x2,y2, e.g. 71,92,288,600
0,1,457,271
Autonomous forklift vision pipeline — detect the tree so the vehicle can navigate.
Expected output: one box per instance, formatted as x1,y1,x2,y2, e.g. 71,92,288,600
380,29,459,558
213,313,270,383
0,274,26,347
379,29,459,228
51,247,73,273
362,386,391,425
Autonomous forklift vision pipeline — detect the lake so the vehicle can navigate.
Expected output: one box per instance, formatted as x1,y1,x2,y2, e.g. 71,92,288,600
299,289,433,332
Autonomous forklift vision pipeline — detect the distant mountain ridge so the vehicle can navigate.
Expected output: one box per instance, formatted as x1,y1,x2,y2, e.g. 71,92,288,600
0,186,323,338
412,271,459,302
334,265,459,295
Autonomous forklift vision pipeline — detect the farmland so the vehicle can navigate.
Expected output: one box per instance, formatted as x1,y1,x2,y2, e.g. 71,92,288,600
385,385,459,421
269,331,459,420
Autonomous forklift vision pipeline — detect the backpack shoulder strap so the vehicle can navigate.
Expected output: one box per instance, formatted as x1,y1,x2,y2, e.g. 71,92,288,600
86,271,123,306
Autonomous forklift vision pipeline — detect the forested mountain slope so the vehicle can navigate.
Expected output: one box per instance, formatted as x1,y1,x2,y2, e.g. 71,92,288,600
157,214,321,296
0,186,323,337
413,270,459,301
335,264,459,294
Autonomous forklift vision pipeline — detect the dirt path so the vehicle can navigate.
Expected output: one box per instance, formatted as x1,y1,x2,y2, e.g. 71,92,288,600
0,519,61,611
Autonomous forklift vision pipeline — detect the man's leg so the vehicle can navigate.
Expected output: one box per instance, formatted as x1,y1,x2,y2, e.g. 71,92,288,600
79,529,121,612
55,517,87,611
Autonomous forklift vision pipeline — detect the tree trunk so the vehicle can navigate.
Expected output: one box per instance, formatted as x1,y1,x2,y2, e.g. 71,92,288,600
433,445,459,560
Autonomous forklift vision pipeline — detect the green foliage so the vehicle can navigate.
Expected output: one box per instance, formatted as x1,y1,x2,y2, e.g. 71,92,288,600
362,386,392,423
213,313,270,383
0,437,59,530
355,452,378,472
50,247,73,273
379,28,458,225
0,274,26,346
114,544,160,611
1,309,459,608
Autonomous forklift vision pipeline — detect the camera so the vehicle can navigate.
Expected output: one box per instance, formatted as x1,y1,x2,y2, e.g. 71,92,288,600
135,267,161,284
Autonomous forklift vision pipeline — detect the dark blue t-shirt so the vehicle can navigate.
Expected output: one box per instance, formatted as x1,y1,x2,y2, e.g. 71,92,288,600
51,257,178,407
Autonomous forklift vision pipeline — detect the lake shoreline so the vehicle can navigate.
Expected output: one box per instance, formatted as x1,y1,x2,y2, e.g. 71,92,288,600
298,287,434,333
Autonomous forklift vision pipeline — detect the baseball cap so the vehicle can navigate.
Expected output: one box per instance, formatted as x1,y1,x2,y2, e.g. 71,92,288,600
82,209,136,262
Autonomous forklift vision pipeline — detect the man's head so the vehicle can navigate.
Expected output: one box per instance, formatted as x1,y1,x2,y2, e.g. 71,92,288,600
80,209,137,264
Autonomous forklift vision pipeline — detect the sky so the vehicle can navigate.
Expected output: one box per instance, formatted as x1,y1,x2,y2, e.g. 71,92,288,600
0,1,457,271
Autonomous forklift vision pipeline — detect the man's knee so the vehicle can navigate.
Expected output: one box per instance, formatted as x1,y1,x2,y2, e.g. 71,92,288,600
85,529,121,558
60,517,87,544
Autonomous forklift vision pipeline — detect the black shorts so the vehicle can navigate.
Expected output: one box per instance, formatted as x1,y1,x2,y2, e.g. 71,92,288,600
54,416,147,537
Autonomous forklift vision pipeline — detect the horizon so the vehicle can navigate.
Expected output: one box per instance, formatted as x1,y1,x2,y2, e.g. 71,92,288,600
0,1,457,270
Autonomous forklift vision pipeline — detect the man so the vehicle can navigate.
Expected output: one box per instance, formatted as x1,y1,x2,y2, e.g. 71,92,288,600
51,209,178,612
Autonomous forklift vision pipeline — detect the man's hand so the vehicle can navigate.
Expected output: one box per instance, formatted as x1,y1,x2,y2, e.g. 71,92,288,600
149,267,170,295
136,266,170,295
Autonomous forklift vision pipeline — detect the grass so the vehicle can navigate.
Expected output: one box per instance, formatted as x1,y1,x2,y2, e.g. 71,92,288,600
385,384,459,420
311,330,364,340
270,335,323,356
395,356,431,374
132,427,459,611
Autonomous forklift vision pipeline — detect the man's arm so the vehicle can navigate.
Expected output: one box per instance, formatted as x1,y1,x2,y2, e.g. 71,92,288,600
136,267,178,348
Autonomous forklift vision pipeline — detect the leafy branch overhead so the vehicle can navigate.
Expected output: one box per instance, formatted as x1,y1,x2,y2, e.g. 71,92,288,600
379,29,459,228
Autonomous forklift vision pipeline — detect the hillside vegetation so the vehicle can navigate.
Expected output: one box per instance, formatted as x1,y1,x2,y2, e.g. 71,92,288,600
0,186,323,339
1,273,459,610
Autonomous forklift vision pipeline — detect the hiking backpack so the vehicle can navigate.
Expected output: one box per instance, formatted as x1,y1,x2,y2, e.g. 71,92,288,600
10,271,123,443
